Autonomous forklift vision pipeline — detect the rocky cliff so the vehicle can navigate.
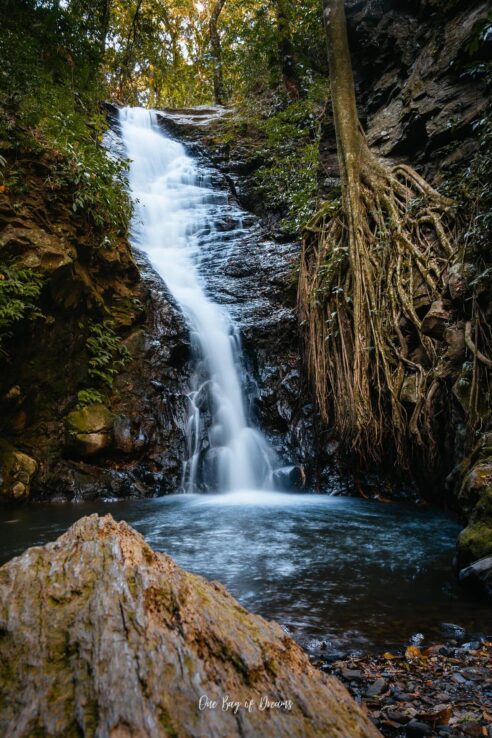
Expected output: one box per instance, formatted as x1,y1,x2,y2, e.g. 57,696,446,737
0,514,382,738
0,136,191,501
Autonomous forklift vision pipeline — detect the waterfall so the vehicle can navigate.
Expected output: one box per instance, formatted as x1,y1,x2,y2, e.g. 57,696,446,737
119,107,275,492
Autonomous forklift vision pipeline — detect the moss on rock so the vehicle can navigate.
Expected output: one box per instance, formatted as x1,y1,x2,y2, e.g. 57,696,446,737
0,441,38,499
65,404,113,457
458,520,492,564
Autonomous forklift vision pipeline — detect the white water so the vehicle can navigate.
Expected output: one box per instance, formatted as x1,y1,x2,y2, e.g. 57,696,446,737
119,107,275,492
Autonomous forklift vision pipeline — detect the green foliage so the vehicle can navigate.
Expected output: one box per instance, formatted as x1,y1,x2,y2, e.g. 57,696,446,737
442,111,492,261
219,0,326,103
222,87,325,234
0,1,131,241
0,265,43,353
76,388,106,407
39,111,132,235
77,320,130,407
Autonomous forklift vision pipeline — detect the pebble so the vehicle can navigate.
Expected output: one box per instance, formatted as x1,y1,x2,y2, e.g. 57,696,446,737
405,719,433,737
451,672,467,684
386,709,408,724
341,668,363,681
440,623,466,639
319,637,491,738
366,677,387,696
434,692,451,702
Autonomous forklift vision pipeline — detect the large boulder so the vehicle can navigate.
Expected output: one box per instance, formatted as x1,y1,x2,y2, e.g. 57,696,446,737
0,514,381,738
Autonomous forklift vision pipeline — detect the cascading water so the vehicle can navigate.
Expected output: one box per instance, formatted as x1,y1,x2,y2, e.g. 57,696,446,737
119,107,275,492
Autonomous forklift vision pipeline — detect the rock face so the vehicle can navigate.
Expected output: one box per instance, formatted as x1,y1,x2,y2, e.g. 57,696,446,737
0,132,191,500
0,514,382,738
156,110,345,492
342,0,490,179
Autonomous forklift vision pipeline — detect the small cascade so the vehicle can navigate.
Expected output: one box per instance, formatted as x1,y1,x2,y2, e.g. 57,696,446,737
119,107,276,492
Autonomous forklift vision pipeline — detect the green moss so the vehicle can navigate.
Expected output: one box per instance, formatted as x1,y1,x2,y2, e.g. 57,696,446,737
65,404,113,435
458,520,492,562
212,86,326,235
158,707,179,738
474,486,492,519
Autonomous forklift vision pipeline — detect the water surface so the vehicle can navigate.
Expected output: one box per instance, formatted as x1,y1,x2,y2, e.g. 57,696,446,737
1,492,489,651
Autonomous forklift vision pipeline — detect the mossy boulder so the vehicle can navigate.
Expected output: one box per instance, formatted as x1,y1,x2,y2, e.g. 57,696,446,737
0,515,382,738
65,404,114,457
0,442,38,499
458,520,492,565
458,484,492,565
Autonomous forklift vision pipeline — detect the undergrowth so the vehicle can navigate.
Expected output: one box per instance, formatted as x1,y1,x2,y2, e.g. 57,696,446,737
77,320,131,408
217,83,326,234
0,266,43,355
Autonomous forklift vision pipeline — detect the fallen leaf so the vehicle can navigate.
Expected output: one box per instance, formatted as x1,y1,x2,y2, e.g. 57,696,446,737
405,645,422,660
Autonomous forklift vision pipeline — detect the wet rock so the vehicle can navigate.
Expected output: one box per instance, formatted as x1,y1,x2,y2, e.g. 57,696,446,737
65,404,114,457
273,465,306,491
0,514,382,738
200,446,224,489
458,519,492,565
459,555,492,600
440,623,466,640
421,300,452,340
0,443,38,499
366,678,387,697
457,464,492,565
406,719,433,737
113,415,148,455
342,668,363,681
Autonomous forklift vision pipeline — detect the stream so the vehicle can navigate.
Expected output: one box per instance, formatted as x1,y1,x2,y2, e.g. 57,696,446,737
1,108,489,655
0,494,490,652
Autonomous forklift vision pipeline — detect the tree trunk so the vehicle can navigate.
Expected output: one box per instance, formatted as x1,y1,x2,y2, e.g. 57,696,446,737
209,0,226,105
323,0,372,427
322,0,363,194
273,0,301,99
98,0,111,58
117,0,144,100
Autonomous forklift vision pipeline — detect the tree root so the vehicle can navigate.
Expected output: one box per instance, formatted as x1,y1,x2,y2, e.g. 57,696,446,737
465,321,492,368
298,145,457,468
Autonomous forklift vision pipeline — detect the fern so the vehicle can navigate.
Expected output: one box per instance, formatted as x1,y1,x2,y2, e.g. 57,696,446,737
0,265,43,352
77,319,130,407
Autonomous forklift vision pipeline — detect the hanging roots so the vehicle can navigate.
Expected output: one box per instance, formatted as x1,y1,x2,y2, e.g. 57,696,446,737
298,145,457,468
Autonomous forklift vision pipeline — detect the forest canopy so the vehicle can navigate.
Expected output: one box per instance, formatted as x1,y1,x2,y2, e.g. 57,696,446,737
0,0,327,109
